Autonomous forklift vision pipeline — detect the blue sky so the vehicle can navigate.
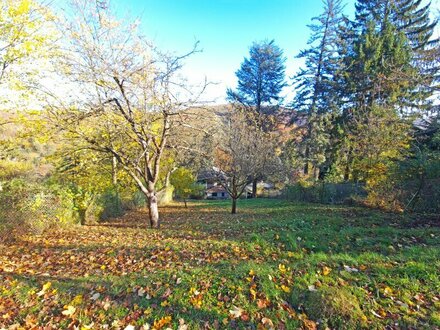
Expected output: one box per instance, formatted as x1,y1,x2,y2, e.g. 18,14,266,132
110,0,439,103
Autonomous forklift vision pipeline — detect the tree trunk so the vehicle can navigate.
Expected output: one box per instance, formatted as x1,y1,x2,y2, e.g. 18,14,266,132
314,167,320,181
147,193,160,228
344,148,352,181
112,156,118,185
164,169,173,188
79,209,86,226
252,178,257,198
343,163,350,181
231,197,237,214
184,198,187,208
304,145,310,175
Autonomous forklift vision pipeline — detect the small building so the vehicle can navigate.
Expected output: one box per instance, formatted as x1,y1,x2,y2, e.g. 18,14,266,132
197,167,261,199
206,185,229,199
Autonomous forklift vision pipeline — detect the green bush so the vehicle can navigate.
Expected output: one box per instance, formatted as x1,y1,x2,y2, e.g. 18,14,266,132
99,187,124,220
284,182,365,204
0,179,78,241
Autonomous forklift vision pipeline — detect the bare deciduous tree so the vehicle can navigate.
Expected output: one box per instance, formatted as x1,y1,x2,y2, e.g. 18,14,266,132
214,109,280,214
44,0,207,228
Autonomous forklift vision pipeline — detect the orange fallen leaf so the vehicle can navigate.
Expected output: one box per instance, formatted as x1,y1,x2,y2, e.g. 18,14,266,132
153,315,172,329
257,298,270,309
302,319,317,330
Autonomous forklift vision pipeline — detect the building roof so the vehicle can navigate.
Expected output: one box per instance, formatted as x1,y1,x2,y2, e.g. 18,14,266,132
197,167,227,181
206,185,227,193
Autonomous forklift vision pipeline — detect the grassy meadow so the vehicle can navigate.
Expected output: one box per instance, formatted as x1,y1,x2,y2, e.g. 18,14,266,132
0,199,439,329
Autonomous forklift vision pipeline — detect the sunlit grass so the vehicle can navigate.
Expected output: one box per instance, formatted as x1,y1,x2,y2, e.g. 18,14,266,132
0,199,439,329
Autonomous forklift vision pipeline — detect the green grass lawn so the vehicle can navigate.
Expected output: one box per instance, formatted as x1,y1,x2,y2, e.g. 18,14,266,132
1,199,439,329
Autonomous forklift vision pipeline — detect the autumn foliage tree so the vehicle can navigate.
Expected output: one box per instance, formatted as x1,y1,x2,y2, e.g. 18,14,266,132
170,167,203,208
0,0,57,114
45,1,206,228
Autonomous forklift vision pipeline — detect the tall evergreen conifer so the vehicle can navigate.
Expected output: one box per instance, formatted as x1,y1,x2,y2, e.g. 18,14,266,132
293,0,344,179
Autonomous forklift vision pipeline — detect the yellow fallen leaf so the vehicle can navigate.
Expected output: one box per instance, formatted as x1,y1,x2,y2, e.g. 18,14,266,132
71,294,83,305
61,305,76,317
250,288,257,300
322,266,332,276
383,286,393,295
37,282,52,296
281,285,291,293
278,263,290,273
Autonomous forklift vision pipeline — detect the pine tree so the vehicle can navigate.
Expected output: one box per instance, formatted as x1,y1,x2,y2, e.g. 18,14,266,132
346,20,415,110
354,0,437,50
332,0,439,181
227,39,286,118
338,20,416,181
353,0,438,110
293,0,344,179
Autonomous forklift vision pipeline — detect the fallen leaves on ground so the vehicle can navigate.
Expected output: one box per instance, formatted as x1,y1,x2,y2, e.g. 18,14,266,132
0,200,439,329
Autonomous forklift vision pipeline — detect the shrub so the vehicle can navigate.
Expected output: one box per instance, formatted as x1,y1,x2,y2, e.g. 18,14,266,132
284,182,365,204
99,187,124,220
0,179,78,242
